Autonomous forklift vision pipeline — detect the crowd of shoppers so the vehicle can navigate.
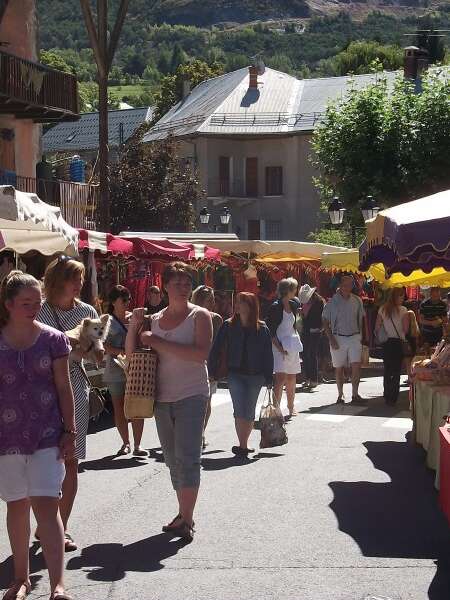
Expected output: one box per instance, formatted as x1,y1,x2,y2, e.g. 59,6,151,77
2,254,449,600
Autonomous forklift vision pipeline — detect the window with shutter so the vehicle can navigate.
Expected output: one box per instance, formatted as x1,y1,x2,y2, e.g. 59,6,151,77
265,166,283,196
245,157,258,197
219,156,230,196
247,219,261,240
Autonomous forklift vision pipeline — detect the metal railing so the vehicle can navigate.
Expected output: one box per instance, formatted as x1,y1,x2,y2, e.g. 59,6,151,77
0,50,78,118
0,172,98,229
207,178,259,199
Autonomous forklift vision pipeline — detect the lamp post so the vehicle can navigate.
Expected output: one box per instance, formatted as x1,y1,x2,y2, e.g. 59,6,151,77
327,195,380,247
199,205,231,231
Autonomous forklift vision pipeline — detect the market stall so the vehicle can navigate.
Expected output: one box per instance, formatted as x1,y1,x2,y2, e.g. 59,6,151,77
78,229,222,308
359,190,450,276
0,185,78,256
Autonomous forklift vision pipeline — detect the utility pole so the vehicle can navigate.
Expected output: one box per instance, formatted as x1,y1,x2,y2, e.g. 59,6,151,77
80,0,129,232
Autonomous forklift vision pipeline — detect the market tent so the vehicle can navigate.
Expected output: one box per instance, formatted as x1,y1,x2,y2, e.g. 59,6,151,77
78,229,134,255
122,236,221,261
0,185,78,255
323,249,450,288
359,190,450,276
187,240,346,259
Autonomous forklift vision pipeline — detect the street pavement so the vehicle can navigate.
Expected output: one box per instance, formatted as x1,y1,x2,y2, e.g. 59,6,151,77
2,374,450,600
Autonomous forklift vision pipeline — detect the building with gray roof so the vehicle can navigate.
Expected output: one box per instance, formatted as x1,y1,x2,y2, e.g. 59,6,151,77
43,106,154,158
143,66,398,241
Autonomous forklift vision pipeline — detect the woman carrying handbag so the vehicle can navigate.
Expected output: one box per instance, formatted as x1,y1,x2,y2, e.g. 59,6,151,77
375,288,410,405
209,292,274,458
126,263,212,543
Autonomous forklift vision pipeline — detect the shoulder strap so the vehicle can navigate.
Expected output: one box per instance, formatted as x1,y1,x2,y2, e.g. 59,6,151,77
389,314,402,339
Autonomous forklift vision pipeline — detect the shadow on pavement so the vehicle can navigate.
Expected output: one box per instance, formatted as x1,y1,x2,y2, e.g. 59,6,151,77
79,455,148,472
0,543,43,591
329,440,450,563
66,533,188,581
202,451,283,471
300,391,410,419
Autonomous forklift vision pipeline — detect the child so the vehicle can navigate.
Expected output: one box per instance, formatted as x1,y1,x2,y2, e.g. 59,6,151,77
0,272,75,600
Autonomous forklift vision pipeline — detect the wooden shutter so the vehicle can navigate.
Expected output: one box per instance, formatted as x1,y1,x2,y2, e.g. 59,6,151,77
245,157,258,197
265,166,283,196
248,219,261,240
219,156,230,196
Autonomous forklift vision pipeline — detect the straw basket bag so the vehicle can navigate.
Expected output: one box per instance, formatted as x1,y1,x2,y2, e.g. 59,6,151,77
124,349,158,419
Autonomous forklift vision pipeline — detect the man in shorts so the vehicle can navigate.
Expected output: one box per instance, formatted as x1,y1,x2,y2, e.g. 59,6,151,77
322,275,366,405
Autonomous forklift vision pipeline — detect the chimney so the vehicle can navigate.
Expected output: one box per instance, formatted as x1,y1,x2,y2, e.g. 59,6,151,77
404,46,429,81
181,75,191,99
249,65,258,89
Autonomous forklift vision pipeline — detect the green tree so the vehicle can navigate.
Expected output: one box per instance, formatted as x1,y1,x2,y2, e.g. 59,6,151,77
78,82,120,112
311,71,450,216
110,129,200,233
40,49,74,73
318,40,403,76
152,60,223,123
170,43,187,73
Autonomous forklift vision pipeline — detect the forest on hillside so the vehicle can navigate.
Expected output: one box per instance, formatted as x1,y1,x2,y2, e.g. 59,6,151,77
37,0,450,109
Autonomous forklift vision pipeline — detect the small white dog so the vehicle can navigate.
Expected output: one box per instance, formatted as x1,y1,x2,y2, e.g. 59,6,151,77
66,314,111,366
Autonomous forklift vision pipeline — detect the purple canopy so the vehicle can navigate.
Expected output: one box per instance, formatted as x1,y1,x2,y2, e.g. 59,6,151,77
359,190,450,277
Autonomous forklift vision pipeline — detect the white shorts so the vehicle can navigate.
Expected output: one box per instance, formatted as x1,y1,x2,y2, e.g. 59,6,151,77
0,447,65,503
330,335,362,368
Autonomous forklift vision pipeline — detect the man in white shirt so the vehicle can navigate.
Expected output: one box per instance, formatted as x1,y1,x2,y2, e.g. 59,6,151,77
322,275,366,405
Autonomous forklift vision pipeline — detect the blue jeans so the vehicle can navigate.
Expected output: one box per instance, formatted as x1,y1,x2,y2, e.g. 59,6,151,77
154,395,208,490
228,372,265,422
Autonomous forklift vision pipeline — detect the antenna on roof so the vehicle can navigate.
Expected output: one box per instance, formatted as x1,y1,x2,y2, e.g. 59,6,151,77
250,52,265,76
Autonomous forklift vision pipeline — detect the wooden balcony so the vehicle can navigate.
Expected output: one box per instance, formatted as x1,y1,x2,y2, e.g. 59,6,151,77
0,171,98,229
0,50,79,122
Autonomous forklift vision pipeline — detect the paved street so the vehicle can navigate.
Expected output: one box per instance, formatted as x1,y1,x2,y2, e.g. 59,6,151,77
2,375,450,600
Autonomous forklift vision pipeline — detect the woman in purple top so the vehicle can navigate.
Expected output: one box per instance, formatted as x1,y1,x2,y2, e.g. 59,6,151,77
0,272,76,600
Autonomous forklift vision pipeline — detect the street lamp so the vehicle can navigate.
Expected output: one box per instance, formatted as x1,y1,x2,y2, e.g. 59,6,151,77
199,206,210,225
361,195,380,222
327,195,379,247
327,196,346,226
199,205,231,231
220,206,231,225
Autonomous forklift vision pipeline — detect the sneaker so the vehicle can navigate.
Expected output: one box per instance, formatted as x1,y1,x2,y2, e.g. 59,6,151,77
351,395,367,405
133,447,148,457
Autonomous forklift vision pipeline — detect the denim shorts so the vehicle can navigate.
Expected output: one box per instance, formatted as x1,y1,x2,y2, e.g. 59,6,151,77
228,372,265,421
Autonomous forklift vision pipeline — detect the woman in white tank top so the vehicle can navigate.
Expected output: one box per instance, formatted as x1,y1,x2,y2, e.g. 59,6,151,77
126,263,212,542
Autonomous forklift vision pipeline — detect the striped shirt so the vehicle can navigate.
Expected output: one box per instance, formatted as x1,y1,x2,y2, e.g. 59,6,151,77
38,300,98,460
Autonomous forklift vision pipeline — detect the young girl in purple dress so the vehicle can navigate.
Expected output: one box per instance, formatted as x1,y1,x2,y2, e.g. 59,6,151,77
0,272,75,600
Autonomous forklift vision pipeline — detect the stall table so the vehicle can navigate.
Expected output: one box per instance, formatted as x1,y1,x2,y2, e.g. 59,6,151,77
439,426,450,526
413,381,450,488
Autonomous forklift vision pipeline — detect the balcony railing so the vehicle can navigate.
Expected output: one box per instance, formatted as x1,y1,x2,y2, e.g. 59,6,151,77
207,178,259,199
0,171,98,230
0,50,79,122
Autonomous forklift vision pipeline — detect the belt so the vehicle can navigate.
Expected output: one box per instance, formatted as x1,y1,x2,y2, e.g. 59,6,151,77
336,333,360,337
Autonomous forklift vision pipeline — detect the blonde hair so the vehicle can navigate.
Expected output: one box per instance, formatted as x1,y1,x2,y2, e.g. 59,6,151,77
382,287,405,318
277,277,298,298
0,270,41,328
192,285,214,307
44,256,85,305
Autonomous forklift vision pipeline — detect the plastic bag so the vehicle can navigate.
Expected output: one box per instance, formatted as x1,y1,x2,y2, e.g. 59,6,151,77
259,389,288,449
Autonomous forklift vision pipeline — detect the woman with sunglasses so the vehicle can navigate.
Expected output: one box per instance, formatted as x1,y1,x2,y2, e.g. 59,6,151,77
104,285,147,457
38,256,98,553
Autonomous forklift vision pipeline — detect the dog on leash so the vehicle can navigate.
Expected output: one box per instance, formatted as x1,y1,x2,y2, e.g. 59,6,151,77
66,314,111,367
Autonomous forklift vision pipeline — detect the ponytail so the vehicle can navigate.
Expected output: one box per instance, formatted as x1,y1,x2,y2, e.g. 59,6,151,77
0,270,41,328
